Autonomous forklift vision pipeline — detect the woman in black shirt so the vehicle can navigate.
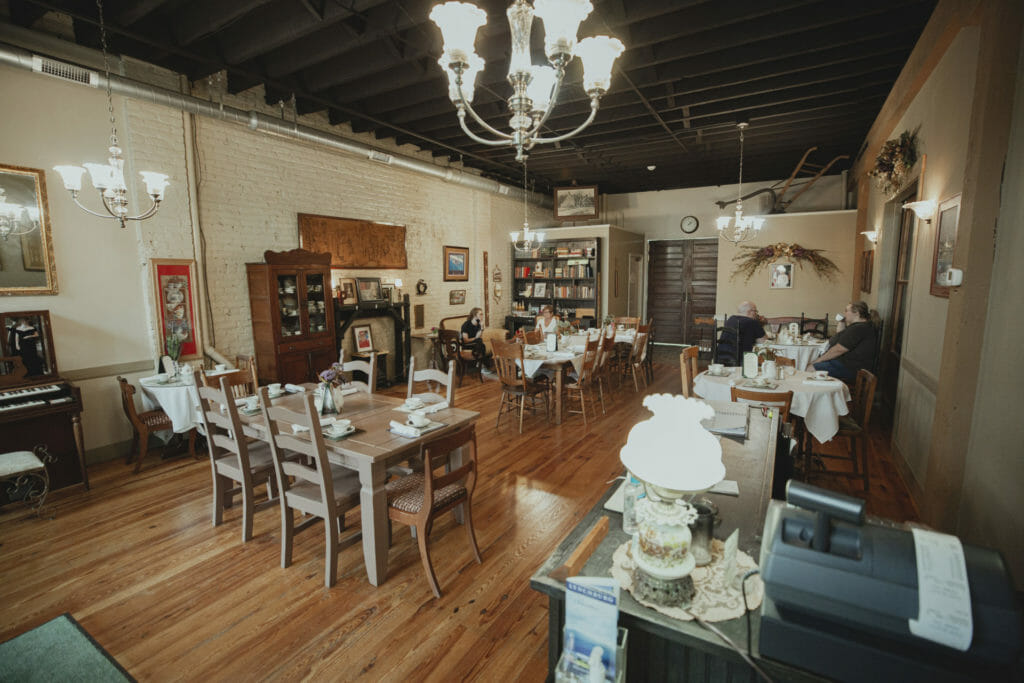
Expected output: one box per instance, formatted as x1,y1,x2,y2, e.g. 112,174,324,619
812,301,876,380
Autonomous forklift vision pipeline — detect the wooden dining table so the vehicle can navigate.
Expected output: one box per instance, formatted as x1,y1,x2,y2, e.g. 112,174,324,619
520,344,585,425
238,384,480,586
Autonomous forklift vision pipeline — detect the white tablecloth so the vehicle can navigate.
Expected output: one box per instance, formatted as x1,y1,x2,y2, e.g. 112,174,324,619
520,345,584,377
765,341,827,371
693,368,851,442
139,376,201,433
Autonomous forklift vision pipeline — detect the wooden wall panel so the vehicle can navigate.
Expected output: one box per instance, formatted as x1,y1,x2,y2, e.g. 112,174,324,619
298,213,407,269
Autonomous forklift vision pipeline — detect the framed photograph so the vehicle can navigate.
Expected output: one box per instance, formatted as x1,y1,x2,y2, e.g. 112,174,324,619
0,164,58,296
151,258,203,361
355,277,387,304
554,185,599,220
1,309,58,380
444,245,469,281
353,325,374,352
931,194,960,297
449,289,466,306
533,281,547,298
381,284,393,304
338,278,356,304
861,250,874,293
769,263,793,289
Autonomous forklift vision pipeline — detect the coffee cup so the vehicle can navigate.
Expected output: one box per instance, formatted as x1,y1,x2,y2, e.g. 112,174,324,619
709,363,724,374
329,419,352,434
404,397,424,409
268,382,283,395
244,396,259,411
215,363,227,372
407,412,430,428
156,373,169,384
814,370,829,380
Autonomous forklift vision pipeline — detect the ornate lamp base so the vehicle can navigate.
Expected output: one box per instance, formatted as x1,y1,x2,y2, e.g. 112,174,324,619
631,568,695,607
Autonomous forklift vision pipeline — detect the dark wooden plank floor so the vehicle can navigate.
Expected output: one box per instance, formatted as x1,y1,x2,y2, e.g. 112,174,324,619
0,355,916,680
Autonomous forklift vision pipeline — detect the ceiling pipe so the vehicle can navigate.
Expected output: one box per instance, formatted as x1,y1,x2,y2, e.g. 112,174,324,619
0,40,551,209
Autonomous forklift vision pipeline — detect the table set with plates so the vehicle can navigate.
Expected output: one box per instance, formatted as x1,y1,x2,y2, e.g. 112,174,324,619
520,343,586,425
693,367,851,443
762,339,828,371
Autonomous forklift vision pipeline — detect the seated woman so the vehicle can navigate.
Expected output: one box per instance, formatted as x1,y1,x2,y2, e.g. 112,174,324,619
535,305,559,337
460,307,488,359
812,301,877,381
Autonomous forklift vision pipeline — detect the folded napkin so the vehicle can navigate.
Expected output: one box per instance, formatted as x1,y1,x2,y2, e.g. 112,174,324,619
388,420,422,438
291,416,336,433
422,401,449,414
340,387,359,396
284,383,305,393
803,378,838,386
549,351,576,360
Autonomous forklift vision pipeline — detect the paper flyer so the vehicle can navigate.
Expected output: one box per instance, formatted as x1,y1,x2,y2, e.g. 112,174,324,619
563,577,619,682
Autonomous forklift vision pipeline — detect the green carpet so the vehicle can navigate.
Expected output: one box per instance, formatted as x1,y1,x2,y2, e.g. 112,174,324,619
0,613,133,682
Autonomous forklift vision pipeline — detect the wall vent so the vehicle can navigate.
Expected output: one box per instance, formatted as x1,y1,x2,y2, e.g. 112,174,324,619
367,150,393,164
31,55,98,87
498,186,510,195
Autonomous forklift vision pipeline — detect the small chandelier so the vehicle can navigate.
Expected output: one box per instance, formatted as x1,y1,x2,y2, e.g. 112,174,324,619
431,0,624,162
716,122,766,245
53,0,168,228
510,160,545,251
0,189,39,241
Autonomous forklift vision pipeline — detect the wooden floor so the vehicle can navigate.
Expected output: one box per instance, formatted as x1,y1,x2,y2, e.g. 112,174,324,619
0,355,917,681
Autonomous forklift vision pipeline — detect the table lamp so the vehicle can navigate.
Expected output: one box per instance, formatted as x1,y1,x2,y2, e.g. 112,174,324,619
620,394,725,606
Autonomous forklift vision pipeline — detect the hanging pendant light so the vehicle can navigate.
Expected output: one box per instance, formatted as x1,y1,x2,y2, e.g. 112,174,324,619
716,122,766,245
510,159,545,252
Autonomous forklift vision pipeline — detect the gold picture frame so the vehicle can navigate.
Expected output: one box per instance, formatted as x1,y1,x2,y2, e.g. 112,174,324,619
0,164,58,295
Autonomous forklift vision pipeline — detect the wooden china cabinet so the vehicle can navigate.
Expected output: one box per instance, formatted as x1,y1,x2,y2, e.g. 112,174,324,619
246,249,337,385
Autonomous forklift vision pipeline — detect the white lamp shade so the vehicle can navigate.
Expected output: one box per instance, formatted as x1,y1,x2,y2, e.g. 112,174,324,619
535,231,545,243
903,199,937,221
439,53,484,103
716,216,731,230
140,171,170,200
534,0,593,60
509,231,521,242
430,2,486,67
526,65,557,113
394,278,403,288
83,163,114,190
575,36,624,93
53,165,85,191
751,216,766,231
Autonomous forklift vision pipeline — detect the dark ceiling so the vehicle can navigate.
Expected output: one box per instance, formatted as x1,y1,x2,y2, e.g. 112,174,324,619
8,0,936,195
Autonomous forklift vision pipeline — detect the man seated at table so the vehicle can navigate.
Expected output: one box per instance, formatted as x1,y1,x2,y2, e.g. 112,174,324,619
812,301,876,381
716,301,767,361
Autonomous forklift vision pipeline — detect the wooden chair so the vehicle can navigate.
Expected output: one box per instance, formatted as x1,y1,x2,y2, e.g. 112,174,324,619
565,336,601,424
775,355,796,368
764,316,801,336
626,332,650,392
236,354,259,388
202,366,256,399
385,425,482,598
259,387,362,588
523,328,543,345
692,316,717,361
809,369,877,491
713,326,743,367
117,376,194,473
730,387,794,423
644,317,655,383
680,345,699,398
407,357,456,406
196,377,278,543
800,313,828,339
439,329,482,386
613,316,640,330
593,332,617,411
341,352,375,394
492,338,549,433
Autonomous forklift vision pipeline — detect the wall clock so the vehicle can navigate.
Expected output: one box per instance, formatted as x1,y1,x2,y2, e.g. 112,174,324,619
680,215,699,234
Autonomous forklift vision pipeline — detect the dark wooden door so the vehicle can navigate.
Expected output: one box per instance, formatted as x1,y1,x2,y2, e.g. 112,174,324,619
880,207,916,414
646,240,718,344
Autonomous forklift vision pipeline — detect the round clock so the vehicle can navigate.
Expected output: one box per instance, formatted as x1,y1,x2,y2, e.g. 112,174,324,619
680,215,699,234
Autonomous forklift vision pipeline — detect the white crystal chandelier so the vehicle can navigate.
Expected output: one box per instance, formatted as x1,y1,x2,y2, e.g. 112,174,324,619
510,160,544,250
431,0,624,163
0,189,40,241
716,122,766,245
53,0,168,229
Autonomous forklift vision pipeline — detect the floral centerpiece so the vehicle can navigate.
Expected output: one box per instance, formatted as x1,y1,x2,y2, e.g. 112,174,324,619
869,129,918,198
731,242,840,283
317,362,347,415
165,334,182,376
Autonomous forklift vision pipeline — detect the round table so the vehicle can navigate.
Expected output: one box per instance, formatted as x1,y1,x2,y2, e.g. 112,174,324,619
693,368,850,442
764,340,827,371
139,375,201,433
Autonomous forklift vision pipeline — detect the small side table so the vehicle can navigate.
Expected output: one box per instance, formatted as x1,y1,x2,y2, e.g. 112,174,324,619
353,350,390,389
412,332,442,370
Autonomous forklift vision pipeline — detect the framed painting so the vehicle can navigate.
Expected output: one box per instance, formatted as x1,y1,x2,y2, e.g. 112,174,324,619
0,164,58,296
449,289,466,306
355,277,387,305
554,185,599,220
444,245,469,282
338,278,356,304
931,194,960,297
1,309,58,381
353,325,374,352
770,263,793,289
151,258,203,362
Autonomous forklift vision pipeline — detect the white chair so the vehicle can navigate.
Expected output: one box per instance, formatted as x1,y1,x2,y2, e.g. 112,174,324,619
407,358,455,406
340,352,375,394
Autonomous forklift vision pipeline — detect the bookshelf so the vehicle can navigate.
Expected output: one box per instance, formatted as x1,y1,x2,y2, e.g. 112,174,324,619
510,237,600,331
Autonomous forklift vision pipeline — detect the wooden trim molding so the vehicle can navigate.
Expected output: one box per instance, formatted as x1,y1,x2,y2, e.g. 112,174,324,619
62,360,154,382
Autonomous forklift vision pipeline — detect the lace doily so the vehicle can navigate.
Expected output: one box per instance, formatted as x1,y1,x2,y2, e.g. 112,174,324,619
610,539,763,622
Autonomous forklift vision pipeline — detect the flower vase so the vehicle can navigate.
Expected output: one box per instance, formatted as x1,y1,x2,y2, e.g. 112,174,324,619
330,385,345,413
319,383,336,415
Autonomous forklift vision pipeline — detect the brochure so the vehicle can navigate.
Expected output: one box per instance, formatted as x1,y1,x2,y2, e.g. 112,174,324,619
563,576,619,682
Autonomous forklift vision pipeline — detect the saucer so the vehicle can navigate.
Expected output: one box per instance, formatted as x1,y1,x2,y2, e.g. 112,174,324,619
705,370,731,377
326,425,356,438
267,390,285,399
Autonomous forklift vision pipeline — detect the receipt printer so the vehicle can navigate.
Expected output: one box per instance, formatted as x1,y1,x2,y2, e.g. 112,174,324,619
759,481,1021,682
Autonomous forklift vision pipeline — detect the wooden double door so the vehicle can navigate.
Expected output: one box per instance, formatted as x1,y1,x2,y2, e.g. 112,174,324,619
646,239,719,345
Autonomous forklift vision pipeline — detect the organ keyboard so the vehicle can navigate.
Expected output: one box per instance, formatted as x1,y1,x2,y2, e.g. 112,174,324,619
0,382,69,411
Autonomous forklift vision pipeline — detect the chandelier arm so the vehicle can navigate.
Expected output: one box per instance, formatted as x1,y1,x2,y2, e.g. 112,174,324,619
0,223,40,238
456,109,516,146
456,99,514,141
71,194,123,220
529,98,599,145
123,199,161,222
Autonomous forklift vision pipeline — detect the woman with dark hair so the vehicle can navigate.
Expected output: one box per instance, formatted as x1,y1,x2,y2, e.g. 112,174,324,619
812,301,876,380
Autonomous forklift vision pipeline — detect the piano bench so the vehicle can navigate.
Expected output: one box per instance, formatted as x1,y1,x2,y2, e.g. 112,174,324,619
0,446,54,517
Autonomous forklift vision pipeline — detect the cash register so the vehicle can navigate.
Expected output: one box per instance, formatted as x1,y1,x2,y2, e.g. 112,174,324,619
759,481,1021,682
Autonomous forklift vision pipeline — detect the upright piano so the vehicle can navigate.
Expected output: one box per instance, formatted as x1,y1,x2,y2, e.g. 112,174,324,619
1,309,88,497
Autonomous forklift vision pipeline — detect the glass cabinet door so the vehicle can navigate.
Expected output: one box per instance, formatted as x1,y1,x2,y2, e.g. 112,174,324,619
303,272,329,336
277,273,302,338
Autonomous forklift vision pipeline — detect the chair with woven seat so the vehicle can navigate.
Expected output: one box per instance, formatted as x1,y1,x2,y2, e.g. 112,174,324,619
117,376,194,473
730,387,794,424
566,336,601,424
407,358,456,406
259,387,362,588
439,329,482,386
340,352,376,394
386,424,482,598
809,369,877,491
196,377,279,543
492,338,549,433
680,345,699,397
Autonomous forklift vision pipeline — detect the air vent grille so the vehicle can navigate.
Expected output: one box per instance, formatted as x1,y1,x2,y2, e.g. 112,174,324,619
32,55,98,86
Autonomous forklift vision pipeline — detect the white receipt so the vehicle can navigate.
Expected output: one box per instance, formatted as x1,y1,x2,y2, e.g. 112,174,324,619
908,528,973,651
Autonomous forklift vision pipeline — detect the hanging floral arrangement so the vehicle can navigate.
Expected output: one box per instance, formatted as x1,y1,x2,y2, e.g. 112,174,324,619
869,129,918,198
731,243,840,283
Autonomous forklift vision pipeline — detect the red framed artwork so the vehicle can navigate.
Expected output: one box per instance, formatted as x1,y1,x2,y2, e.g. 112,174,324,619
151,258,203,361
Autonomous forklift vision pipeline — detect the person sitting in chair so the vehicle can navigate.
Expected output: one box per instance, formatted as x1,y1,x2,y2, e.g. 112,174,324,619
812,301,877,381
535,305,559,337
460,307,489,360
716,301,767,361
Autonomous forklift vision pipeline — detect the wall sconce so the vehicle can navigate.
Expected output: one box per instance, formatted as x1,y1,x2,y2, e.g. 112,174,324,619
860,230,879,244
903,199,937,223
393,278,403,302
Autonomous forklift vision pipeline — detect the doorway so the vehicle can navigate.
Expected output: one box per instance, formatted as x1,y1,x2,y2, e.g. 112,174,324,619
879,191,918,418
645,239,718,345
627,253,643,317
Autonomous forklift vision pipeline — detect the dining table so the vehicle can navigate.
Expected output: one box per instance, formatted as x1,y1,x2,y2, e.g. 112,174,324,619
520,343,584,425
693,367,851,443
237,385,480,587
138,374,202,433
763,339,828,371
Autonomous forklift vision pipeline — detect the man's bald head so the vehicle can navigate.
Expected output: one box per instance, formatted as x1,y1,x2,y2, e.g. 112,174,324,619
738,301,758,317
